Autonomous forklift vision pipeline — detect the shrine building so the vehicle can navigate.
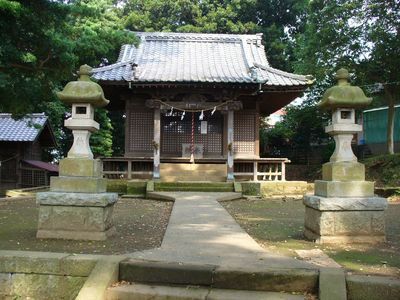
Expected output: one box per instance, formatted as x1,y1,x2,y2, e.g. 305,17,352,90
91,32,313,182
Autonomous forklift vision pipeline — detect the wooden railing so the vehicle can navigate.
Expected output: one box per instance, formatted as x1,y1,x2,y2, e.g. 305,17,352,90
234,158,290,181
101,157,290,181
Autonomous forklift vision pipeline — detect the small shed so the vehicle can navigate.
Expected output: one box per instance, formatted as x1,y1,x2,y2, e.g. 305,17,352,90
362,105,400,154
92,32,313,181
0,113,58,190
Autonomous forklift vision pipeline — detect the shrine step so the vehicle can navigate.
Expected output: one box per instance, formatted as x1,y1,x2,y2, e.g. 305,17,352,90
106,283,305,300
154,181,235,192
118,259,318,294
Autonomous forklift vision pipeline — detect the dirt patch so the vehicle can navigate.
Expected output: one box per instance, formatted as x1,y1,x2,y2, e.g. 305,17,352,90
0,197,173,254
222,198,400,277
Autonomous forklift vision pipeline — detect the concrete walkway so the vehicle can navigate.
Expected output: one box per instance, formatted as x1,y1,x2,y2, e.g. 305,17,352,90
130,192,313,270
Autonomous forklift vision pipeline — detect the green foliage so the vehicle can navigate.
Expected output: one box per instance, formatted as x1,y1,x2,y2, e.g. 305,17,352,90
0,0,136,158
121,0,307,70
109,111,126,156
4,0,397,159
263,103,329,159
293,0,399,153
90,108,113,157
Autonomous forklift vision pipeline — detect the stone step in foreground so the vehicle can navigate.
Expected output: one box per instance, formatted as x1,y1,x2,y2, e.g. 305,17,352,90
106,283,305,300
119,259,318,294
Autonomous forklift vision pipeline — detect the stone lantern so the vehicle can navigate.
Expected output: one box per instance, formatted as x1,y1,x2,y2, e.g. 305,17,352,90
36,65,118,241
303,68,387,244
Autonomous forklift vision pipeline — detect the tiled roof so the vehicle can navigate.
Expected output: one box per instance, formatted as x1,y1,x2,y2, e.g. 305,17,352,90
0,113,48,142
23,160,59,172
92,32,312,87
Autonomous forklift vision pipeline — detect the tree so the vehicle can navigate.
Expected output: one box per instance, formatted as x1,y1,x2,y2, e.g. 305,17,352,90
361,0,400,154
294,0,400,154
263,104,329,163
121,0,307,70
0,0,136,158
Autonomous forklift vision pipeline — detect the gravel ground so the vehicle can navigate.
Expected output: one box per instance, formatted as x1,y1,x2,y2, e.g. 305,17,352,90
0,197,173,254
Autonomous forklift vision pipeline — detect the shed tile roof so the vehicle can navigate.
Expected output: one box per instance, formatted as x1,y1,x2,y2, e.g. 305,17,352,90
23,160,59,172
92,32,313,87
0,113,48,142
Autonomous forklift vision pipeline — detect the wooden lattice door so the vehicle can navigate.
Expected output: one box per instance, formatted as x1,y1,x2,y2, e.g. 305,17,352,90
161,112,223,157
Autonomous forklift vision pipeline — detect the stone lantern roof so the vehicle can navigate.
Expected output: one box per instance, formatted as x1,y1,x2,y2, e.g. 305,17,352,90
57,65,109,107
318,68,372,110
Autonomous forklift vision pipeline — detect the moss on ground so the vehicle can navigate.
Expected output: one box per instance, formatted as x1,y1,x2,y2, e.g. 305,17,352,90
241,182,260,196
106,179,127,194
126,181,147,196
154,181,234,192
222,198,400,277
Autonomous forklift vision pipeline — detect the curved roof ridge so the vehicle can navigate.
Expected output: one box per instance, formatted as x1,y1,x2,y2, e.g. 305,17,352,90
93,59,134,72
133,31,263,42
91,32,313,86
254,63,314,82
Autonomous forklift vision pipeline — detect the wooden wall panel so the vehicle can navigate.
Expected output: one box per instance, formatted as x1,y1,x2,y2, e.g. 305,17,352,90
234,111,256,156
126,107,154,155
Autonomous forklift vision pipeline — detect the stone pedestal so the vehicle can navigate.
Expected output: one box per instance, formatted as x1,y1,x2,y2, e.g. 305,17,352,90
37,192,117,240
303,69,387,244
304,195,387,244
304,160,387,244
37,158,118,241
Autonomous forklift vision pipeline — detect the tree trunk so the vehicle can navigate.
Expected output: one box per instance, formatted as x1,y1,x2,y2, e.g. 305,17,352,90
385,87,395,154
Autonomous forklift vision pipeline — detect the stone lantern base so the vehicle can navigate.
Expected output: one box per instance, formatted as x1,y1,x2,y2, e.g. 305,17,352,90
36,158,118,241
36,192,117,240
304,195,387,244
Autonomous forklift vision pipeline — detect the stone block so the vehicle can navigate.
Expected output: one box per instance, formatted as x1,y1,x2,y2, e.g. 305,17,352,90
333,211,373,235
107,179,128,194
76,256,124,300
347,274,400,300
0,251,68,274
304,207,386,244
11,273,86,300
61,255,100,277
37,227,116,241
207,289,304,300
38,205,114,232
304,208,335,235
319,268,346,300
106,283,210,300
37,192,118,207
303,195,388,211
241,181,260,196
260,181,308,198
234,182,242,193
371,211,386,234
213,267,318,293
119,259,215,286
59,158,102,177
160,163,227,182
314,180,374,197
146,180,155,193
0,273,12,296
304,228,386,244
126,180,147,195
322,161,365,181
50,176,107,193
